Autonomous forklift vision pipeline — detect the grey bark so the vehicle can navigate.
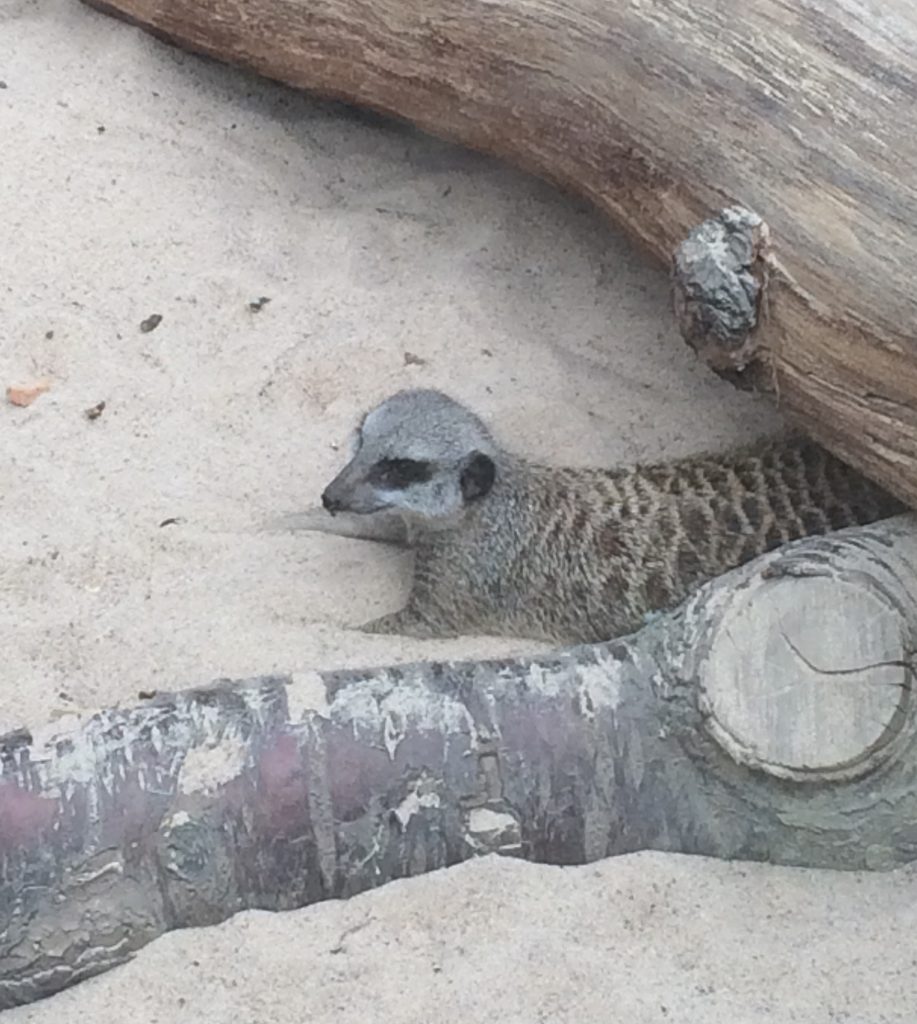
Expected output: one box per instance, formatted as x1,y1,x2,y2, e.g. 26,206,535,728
3,514,917,1008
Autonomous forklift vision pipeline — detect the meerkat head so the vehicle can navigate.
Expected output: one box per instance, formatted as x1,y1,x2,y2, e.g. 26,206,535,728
321,389,499,529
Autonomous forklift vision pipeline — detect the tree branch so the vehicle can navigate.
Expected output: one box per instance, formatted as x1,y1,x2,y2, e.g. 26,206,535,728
3,513,917,1007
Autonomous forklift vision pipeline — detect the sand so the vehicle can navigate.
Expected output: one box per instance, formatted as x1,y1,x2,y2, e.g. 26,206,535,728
1,1,914,1020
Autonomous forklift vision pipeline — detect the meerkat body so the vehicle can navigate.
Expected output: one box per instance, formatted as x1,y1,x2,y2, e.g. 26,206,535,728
320,389,906,645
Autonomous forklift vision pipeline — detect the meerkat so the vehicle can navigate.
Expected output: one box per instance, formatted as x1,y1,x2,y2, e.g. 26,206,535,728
317,388,906,645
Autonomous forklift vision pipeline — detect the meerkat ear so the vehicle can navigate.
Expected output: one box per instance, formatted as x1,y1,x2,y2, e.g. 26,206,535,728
460,451,496,502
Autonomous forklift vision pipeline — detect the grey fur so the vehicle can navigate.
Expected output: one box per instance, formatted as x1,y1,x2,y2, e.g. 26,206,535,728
319,388,907,644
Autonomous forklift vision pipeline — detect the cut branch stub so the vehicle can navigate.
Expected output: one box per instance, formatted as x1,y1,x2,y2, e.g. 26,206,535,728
692,529,916,782
671,207,773,392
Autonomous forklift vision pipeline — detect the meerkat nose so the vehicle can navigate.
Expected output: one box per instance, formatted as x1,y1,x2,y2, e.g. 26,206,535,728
321,489,342,515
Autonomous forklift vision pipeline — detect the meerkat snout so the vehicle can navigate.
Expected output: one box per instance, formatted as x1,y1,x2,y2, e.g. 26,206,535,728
320,487,343,515
321,389,499,528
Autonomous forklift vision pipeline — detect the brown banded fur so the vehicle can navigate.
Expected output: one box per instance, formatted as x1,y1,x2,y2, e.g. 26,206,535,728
363,436,905,644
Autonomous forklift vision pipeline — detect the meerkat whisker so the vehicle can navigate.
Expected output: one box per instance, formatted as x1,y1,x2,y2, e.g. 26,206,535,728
261,507,409,546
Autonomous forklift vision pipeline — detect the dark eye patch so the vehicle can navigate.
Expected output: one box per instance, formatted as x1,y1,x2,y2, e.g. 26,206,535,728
369,458,433,489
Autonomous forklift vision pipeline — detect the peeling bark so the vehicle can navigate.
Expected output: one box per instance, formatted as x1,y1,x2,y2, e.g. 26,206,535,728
3,514,917,1008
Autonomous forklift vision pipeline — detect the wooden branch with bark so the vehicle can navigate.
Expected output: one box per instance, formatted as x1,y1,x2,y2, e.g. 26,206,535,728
4,513,917,1008
80,0,917,505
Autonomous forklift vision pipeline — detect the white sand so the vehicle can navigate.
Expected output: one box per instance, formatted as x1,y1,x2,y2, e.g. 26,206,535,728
2,1,913,1020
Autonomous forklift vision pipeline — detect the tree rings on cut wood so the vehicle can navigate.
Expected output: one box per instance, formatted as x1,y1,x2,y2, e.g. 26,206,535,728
697,556,912,782
672,207,773,393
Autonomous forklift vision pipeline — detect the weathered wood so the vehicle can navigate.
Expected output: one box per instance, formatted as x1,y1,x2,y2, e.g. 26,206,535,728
3,513,917,1008
79,0,917,505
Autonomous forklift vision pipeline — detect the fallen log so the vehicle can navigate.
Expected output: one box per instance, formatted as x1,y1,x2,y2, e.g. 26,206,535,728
3,513,917,1008
79,0,917,505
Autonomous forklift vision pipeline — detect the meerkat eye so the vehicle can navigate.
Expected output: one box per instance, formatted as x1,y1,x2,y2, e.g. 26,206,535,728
369,458,433,489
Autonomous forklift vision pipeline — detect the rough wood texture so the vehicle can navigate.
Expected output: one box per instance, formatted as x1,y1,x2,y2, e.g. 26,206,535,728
3,513,917,1008
80,0,917,505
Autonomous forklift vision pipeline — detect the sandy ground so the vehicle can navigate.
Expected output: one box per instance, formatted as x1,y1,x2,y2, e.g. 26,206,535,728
2,1,915,1020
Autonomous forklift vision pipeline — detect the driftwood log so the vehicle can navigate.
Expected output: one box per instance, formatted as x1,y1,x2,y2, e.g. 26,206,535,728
3,514,917,1007
80,0,917,505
